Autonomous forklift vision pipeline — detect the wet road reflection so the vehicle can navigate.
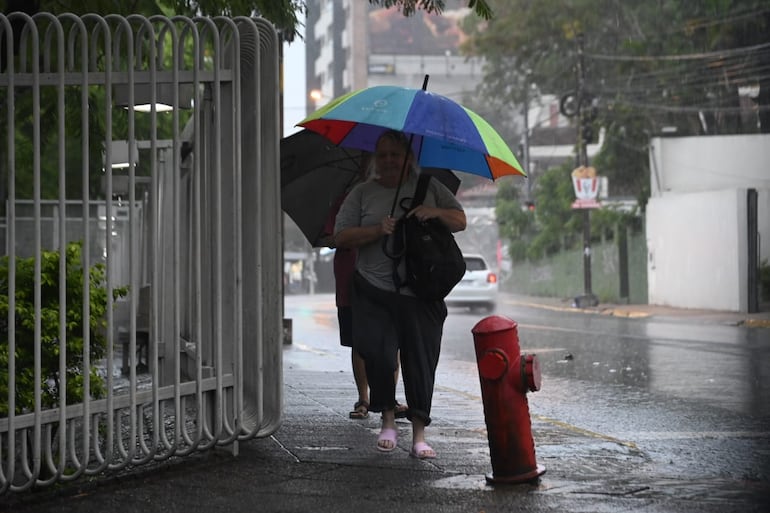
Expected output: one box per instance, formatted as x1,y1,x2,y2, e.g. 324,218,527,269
444,305,770,417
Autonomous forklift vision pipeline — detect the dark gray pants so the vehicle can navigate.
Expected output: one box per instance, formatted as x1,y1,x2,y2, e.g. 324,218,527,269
352,272,446,426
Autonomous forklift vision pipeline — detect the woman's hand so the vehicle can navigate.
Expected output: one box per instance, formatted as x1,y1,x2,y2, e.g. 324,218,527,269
408,205,466,232
336,215,400,248
381,215,397,235
407,205,437,222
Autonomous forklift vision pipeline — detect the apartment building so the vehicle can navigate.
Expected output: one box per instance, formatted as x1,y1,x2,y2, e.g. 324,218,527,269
304,0,486,112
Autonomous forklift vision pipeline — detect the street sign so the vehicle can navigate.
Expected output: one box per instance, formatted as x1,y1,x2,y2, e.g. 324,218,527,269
571,165,601,209
571,198,602,209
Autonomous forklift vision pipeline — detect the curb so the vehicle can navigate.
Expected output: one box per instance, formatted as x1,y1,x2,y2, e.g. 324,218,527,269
742,318,770,328
501,296,770,328
502,299,651,319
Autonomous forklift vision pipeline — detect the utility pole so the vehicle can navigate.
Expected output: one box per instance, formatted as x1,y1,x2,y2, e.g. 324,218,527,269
575,33,598,307
523,69,531,200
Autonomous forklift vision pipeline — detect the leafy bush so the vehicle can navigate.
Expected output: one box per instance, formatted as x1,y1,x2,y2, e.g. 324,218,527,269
0,242,127,416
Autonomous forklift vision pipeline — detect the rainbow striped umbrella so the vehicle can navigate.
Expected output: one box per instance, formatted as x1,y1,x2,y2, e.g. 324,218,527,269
297,84,525,180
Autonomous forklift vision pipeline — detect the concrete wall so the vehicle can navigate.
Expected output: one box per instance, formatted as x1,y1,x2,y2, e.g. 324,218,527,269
650,134,770,194
647,189,746,310
647,134,770,312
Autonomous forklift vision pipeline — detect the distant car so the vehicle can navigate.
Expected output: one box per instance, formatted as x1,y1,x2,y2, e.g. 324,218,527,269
445,254,498,312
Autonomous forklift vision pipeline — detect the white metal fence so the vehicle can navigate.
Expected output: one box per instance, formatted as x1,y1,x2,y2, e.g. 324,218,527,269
0,13,283,493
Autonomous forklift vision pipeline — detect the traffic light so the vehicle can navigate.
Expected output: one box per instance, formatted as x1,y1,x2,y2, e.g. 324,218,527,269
580,97,598,144
525,200,535,212
581,116,594,144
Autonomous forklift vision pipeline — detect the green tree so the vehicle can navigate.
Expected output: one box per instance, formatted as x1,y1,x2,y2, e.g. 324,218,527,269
2,1,496,42
464,0,769,263
462,0,769,140
527,163,580,260
495,177,532,261
371,0,492,21
589,104,650,200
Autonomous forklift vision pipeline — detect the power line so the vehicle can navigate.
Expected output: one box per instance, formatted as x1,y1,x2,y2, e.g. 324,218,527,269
585,41,770,62
590,46,770,78
588,64,770,98
579,39,770,115
604,98,770,114
662,6,770,34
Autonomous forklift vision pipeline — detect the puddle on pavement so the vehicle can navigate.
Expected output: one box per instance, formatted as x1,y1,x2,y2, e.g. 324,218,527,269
296,446,351,451
431,474,551,491
430,474,494,490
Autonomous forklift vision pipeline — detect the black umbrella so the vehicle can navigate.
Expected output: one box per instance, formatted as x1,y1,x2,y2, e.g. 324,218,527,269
281,129,461,248
281,130,364,247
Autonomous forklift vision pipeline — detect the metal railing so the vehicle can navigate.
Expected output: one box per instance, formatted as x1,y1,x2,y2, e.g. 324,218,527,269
0,13,283,493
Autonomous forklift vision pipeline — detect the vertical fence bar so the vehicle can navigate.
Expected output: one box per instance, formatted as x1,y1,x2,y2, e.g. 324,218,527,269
51,12,68,485
1,12,18,493
30,13,43,489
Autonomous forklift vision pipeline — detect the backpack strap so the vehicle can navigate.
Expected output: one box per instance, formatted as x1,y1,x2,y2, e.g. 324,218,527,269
391,173,432,293
410,173,432,209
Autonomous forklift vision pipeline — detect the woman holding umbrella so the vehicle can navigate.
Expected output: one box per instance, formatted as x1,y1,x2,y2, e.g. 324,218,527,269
333,130,466,459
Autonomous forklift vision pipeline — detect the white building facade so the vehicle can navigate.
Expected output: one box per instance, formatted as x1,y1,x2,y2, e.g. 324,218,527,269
646,134,770,312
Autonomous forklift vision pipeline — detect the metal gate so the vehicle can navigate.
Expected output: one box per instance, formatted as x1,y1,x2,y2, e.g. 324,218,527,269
0,13,283,493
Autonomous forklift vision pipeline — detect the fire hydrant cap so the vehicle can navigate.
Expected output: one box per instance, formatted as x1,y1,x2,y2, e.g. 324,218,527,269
525,354,542,392
478,349,508,380
472,315,518,335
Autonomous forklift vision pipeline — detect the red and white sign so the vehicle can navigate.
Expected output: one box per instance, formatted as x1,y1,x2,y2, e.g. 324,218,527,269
571,166,601,210
571,197,602,209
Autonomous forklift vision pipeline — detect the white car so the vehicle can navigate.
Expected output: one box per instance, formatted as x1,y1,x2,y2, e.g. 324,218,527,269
445,254,498,312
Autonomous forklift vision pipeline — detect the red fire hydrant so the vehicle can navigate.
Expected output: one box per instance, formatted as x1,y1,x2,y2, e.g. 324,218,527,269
472,315,545,484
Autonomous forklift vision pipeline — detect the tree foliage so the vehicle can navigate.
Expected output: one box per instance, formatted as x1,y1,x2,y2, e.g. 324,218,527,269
461,0,770,263
1,0,496,42
371,0,492,21
494,178,532,260
463,0,769,138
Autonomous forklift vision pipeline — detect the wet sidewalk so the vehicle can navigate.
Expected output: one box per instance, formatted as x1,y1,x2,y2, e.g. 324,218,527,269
2,295,769,513
4,367,768,513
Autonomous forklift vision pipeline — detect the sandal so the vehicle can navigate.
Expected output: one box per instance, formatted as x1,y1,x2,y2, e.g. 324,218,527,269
410,441,436,460
349,400,369,419
394,401,408,419
377,428,398,452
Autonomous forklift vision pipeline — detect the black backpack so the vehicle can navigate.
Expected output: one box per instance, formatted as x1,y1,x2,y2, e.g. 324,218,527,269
391,174,466,301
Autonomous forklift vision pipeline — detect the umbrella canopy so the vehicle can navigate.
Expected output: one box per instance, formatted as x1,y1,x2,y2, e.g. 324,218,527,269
297,83,525,180
281,129,461,247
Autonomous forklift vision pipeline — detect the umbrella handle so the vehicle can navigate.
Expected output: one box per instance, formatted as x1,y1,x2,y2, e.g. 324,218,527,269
381,223,406,261
388,152,412,217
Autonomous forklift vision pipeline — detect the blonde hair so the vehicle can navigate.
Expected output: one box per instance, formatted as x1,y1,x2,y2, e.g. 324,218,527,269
371,130,417,179
378,129,411,152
